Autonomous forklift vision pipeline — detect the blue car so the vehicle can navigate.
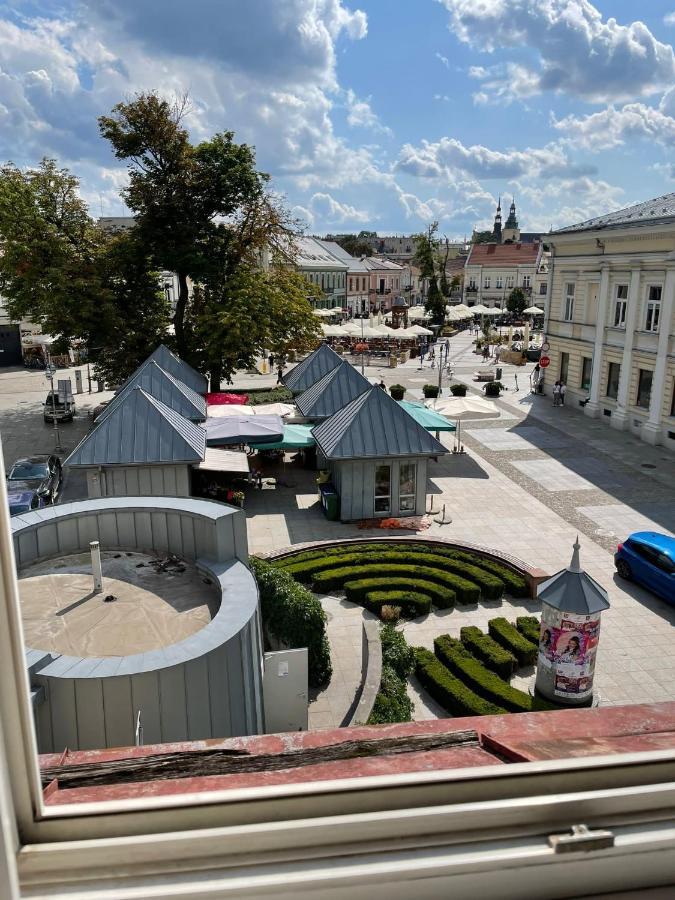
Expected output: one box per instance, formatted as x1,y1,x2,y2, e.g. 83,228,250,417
615,532,675,603
7,489,46,517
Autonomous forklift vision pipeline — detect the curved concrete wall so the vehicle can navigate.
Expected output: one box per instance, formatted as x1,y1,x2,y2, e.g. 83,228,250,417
13,498,264,753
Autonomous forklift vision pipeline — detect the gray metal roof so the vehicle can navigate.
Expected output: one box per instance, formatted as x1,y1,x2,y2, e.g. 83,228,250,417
553,192,675,235
65,387,205,467
312,387,447,460
295,360,370,419
537,539,610,615
144,344,208,394
99,361,206,423
283,343,343,393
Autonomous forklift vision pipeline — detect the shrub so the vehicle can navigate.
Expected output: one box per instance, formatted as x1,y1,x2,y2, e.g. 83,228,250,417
380,624,416,678
249,558,332,687
449,551,528,597
450,384,467,396
488,617,538,667
314,562,478,604
379,604,401,623
460,626,517,679
484,381,504,397
233,386,293,405
367,665,413,725
516,616,541,645
414,648,506,717
423,384,440,398
434,635,532,713
350,585,435,617
389,383,406,400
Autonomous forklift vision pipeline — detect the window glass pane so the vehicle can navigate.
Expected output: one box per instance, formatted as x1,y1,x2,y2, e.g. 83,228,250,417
581,357,592,391
374,464,391,513
616,284,628,300
636,369,653,408
606,362,620,399
560,352,569,384
399,462,416,512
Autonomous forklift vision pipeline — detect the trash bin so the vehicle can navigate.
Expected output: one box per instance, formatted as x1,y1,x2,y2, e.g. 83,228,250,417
496,366,503,380
319,483,340,520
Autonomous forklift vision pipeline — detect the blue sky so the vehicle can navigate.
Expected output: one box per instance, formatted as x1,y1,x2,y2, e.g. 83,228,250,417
1,1,675,237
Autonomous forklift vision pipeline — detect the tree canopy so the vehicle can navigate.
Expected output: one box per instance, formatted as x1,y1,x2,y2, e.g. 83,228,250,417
506,287,527,316
414,223,445,325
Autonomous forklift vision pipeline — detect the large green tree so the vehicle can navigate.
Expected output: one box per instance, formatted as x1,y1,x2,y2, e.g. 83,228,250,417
414,223,445,325
506,287,527,316
98,93,270,357
0,159,169,378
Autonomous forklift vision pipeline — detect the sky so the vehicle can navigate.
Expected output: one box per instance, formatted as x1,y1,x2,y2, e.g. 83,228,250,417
1,1,675,238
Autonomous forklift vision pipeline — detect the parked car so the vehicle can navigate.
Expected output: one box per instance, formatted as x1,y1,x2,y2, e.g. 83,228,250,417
6,455,62,504
615,532,675,603
7,489,47,516
44,390,75,423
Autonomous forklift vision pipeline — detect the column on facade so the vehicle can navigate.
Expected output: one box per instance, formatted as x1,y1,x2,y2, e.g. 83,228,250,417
585,265,610,417
642,266,675,445
611,264,642,430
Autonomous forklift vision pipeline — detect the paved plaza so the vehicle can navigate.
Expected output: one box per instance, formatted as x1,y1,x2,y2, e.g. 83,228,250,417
1,334,674,727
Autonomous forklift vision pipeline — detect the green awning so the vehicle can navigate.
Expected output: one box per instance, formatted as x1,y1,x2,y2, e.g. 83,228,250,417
250,423,316,450
398,400,456,432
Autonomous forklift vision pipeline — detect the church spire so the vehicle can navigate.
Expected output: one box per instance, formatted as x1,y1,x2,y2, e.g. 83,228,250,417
504,196,519,230
492,195,503,242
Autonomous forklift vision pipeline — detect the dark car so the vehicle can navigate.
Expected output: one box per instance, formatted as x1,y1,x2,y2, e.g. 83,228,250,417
615,531,675,604
44,390,75,423
7,489,46,516
6,455,62,504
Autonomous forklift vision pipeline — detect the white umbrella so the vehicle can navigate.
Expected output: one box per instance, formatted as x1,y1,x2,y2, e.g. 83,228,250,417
252,403,296,417
480,306,502,316
341,322,362,335
470,304,491,314
207,403,255,418
523,306,544,315
321,324,343,337
408,306,429,320
445,308,463,322
426,396,500,450
452,303,472,313
406,323,433,335
313,308,334,317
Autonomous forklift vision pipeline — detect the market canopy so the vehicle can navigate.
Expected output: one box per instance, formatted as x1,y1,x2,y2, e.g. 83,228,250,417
523,306,545,315
398,400,456,432
249,423,315,450
205,414,284,446
194,448,250,474
313,308,335,317
207,403,255,418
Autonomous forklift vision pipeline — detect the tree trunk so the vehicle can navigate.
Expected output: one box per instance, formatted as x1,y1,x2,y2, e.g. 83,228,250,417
209,361,222,393
173,271,190,356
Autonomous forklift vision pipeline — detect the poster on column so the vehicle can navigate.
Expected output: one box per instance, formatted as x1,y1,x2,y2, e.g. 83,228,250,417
549,612,600,698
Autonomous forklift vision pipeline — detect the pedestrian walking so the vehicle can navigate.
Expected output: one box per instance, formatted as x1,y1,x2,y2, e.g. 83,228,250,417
494,345,501,364
444,339,450,358
553,381,562,407
378,379,386,390
530,363,540,394
482,344,489,361
560,381,567,405
268,353,274,370
276,365,284,385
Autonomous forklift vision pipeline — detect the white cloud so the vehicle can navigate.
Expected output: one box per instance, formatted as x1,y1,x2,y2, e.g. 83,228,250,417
552,103,675,150
469,62,540,104
665,13,675,26
395,136,594,180
435,52,450,68
308,191,370,223
344,89,392,135
437,0,675,102
434,94,450,102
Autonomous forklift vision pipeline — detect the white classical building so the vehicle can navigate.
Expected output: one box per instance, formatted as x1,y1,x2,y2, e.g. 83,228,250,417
295,237,348,310
546,193,675,451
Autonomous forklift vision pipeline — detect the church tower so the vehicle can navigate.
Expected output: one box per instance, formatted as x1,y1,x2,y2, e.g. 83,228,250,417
492,196,502,243
503,198,520,242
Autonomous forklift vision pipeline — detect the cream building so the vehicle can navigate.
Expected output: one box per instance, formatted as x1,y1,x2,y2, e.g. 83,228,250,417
546,193,675,451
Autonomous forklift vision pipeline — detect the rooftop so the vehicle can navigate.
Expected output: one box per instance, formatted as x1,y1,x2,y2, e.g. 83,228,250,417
19,551,218,658
295,236,349,269
467,242,541,266
552,191,675,235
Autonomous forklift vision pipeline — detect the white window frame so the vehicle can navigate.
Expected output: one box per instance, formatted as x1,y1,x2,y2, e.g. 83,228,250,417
645,285,662,333
468,277,476,289
374,463,391,514
483,276,490,289
506,275,514,289
398,462,417,512
2,452,675,897
522,275,531,289
614,284,628,328
563,282,575,321
495,276,503,289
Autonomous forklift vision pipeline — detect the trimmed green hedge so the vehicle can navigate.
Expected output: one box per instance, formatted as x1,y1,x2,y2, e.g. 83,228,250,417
434,635,532,713
232,386,293,405
460,626,517,679
274,541,528,598
367,626,416,725
282,550,503,600
314,563,479,604
516,615,541,645
249,558,332,687
381,624,416,678
415,648,506,717
488,617,538,667
361,589,434,618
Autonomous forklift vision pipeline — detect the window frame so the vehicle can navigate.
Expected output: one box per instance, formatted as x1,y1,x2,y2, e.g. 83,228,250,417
645,285,662,333
3,450,675,896
606,362,620,400
398,461,417,512
484,276,490,289
495,276,503,289
522,275,531,289
563,282,575,322
580,356,592,392
374,463,391,514
636,369,653,409
613,284,628,328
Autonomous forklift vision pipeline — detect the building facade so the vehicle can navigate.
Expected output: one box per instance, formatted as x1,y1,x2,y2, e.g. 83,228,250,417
546,194,675,451
464,241,545,308
295,237,348,310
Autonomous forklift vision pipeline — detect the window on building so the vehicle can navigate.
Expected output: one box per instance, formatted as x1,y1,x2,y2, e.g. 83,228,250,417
522,275,531,288
484,277,490,289
636,369,653,409
645,286,661,332
614,285,628,327
581,357,592,391
539,282,547,295
606,362,620,399
374,464,391,513
560,352,569,384
496,276,503,289
349,278,353,292
506,275,514,288
468,277,476,289
398,463,417,513
563,283,575,321
671,383,675,417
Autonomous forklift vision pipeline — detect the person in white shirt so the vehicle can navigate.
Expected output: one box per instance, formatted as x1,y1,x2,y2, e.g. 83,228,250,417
560,381,567,405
